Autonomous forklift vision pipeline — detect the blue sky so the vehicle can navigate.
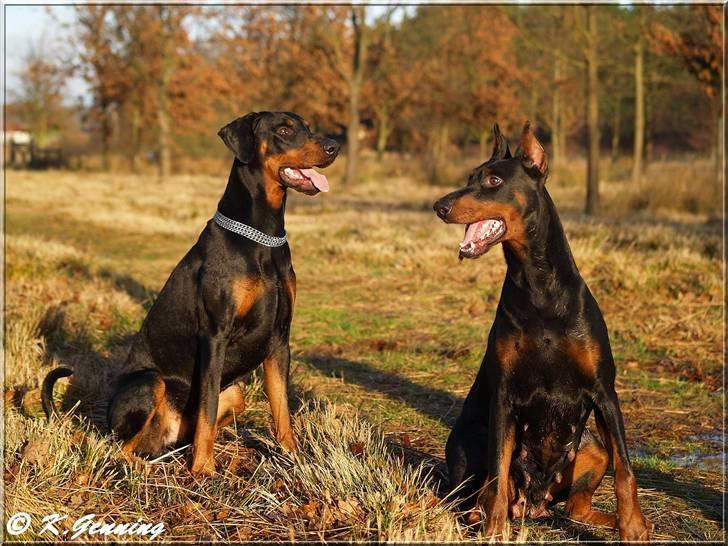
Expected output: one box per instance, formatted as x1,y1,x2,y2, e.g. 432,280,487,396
5,5,88,99
4,4,412,102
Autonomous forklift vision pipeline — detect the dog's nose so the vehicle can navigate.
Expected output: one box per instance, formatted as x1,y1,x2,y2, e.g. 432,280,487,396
323,139,340,156
434,199,452,219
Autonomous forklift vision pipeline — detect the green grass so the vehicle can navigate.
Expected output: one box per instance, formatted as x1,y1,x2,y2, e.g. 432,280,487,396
4,160,724,542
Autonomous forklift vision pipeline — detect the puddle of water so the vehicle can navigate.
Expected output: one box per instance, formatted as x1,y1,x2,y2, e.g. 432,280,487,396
670,452,725,471
633,446,725,472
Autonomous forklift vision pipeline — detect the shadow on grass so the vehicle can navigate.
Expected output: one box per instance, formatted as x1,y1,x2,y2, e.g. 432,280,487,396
300,353,726,529
37,303,133,431
301,353,464,429
634,465,724,525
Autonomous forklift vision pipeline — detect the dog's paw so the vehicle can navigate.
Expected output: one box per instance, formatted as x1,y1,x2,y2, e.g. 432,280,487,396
190,456,216,477
618,514,651,542
483,504,510,541
279,431,298,453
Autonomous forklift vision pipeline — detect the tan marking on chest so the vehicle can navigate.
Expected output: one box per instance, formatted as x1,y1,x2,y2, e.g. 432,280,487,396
232,277,264,318
565,338,600,377
496,332,525,369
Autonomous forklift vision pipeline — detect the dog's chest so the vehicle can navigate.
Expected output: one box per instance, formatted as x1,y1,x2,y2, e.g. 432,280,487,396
229,269,295,334
222,268,295,374
496,328,599,390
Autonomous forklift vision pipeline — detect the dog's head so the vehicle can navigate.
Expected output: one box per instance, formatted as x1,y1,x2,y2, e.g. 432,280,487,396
218,111,340,196
433,121,548,260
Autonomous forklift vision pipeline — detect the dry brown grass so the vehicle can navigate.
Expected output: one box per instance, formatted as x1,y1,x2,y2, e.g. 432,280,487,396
4,156,724,542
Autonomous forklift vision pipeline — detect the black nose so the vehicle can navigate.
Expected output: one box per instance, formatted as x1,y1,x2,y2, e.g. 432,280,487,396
323,139,340,156
434,199,452,219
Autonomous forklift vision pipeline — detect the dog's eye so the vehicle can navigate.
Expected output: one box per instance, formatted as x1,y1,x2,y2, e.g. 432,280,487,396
276,126,294,137
484,175,503,187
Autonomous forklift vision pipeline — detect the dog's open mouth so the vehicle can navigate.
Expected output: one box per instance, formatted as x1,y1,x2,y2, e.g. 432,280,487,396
459,218,506,259
279,167,330,195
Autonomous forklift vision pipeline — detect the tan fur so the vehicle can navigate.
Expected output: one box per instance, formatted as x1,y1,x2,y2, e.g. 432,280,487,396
261,141,329,209
263,355,297,452
566,338,600,378
448,195,527,260
232,277,264,318
495,333,524,370
284,272,297,306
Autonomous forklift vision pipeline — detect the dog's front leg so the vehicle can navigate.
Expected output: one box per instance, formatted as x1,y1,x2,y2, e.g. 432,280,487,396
593,386,650,542
479,393,515,539
190,334,226,476
263,345,297,452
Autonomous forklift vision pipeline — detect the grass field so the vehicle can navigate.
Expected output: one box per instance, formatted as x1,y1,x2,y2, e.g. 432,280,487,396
4,154,724,542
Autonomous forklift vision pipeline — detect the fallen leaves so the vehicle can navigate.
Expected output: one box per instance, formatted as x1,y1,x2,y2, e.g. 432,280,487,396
21,439,50,465
278,496,365,532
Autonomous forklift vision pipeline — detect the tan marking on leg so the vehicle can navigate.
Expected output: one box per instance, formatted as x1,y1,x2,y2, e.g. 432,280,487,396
481,424,515,539
232,277,263,318
191,411,217,476
216,383,246,429
595,418,651,541
284,272,296,306
263,355,296,452
555,440,617,529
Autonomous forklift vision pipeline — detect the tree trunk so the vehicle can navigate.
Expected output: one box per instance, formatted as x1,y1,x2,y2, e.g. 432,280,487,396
157,6,173,180
479,127,489,159
130,102,141,173
100,107,111,172
346,84,361,185
551,52,562,169
716,101,723,187
375,106,389,161
428,123,450,183
345,7,368,185
585,6,600,215
611,95,621,164
631,22,645,186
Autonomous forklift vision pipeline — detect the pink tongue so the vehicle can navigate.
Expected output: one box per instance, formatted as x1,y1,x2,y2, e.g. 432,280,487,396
462,221,486,245
300,168,329,192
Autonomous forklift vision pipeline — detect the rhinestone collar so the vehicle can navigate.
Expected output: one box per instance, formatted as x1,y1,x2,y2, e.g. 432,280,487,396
213,210,288,247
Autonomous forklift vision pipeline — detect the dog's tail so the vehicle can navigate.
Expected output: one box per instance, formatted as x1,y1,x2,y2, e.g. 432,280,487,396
41,367,74,419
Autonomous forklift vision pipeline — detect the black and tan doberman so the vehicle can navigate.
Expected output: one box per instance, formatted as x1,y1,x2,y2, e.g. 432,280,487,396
433,122,650,541
42,111,340,475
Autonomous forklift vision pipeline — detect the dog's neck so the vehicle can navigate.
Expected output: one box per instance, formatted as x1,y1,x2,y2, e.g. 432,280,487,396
217,159,286,237
501,189,583,318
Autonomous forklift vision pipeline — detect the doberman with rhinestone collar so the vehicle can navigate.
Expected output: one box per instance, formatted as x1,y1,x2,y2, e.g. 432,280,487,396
42,111,339,475
433,122,650,541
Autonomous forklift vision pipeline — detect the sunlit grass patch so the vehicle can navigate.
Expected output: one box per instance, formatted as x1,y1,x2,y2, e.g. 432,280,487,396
4,165,724,542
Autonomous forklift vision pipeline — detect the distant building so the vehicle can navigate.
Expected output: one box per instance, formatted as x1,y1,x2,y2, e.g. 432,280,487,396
3,123,66,169
4,122,33,167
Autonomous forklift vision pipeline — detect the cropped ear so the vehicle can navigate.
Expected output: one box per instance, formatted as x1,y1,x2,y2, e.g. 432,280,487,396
519,120,548,179
490,123,512,161
218,112,260,163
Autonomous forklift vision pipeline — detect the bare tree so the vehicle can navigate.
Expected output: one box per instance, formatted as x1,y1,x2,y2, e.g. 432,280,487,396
157,5,175,179
312,7,370,185
14,41,68,148
583,6,600,215
632,7,646,186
